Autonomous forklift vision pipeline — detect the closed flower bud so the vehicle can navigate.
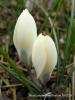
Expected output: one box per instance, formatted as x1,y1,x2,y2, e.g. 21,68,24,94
13,9,37,67
32,34,57,84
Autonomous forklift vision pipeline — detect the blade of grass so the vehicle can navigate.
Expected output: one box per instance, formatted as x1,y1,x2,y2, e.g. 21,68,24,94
64,0,75,65
0,48,43,94
16,0,24,17
0,63,42,94
53,0,63,25
39,17,48,33
53,0,63,10
72,71,75,100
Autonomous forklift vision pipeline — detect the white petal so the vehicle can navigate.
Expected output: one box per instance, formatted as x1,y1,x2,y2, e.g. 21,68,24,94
32,34,47,78
32,34,57,84
13,9,37,66
13,9,37,51
38,35,57,84
44,35,57,76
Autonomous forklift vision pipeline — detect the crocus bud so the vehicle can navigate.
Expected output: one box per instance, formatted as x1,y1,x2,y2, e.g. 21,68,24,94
13,9,37,67
32,34,57,84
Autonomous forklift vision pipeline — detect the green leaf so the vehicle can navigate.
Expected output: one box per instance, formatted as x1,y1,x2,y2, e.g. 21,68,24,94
0,63,43,94
0,48,43,94
71,21,75,43
64,0,75,65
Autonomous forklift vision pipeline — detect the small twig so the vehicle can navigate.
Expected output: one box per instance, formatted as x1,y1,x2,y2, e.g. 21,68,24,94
66,62,75,68
0,83,2,100
0,70,4,75
69,84,71,100
50,74,72,81
0,55,4,61
0,84,22,89
72,55,75,100
12,87,16,100
0,60,28,72
72,71,75,100
0,60,9,66
16,66,28,72
16,60,21,65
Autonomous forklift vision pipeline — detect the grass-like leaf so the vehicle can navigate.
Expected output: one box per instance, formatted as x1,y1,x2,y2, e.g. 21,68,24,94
0,48,43,94
64,0,75,65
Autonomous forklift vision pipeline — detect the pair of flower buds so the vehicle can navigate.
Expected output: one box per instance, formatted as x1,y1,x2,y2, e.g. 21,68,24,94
13,9,57,84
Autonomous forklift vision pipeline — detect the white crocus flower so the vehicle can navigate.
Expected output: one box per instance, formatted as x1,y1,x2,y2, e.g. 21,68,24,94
32,34,57,84
13,9,37,67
